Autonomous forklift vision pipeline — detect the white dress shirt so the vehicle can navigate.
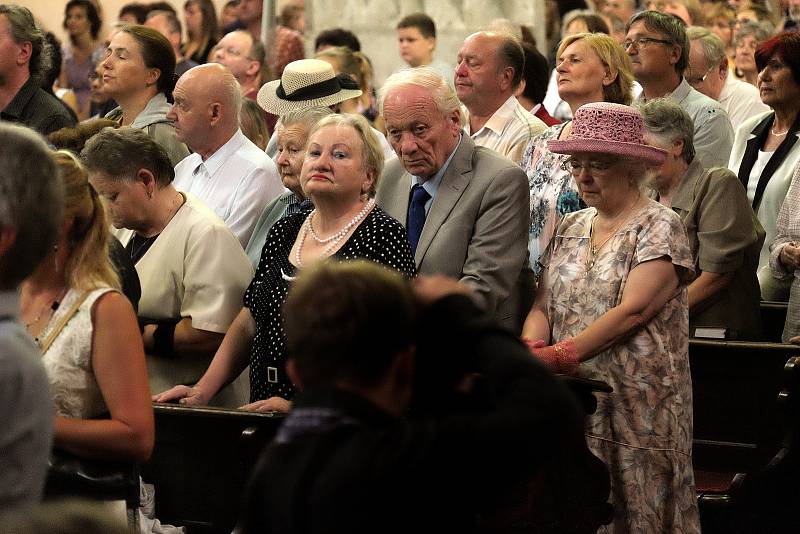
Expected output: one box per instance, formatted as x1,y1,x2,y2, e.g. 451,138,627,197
173,129,283,247
718,75,770,132
464,95,547,165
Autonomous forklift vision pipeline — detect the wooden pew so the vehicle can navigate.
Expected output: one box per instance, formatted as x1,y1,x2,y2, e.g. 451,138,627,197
142,404,282,534
143,378,612,533
760,301,788,343
690,340,800,532
690,339,798,472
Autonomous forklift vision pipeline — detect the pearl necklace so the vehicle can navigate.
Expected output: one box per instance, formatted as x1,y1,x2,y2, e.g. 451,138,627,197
295,199,375,267
771,127,789,137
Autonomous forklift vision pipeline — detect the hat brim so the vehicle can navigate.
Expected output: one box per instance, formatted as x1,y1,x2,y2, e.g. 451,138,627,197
256,79,363,115
547,138,666,166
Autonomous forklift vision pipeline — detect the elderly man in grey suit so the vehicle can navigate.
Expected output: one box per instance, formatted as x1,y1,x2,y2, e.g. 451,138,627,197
377,67,530,332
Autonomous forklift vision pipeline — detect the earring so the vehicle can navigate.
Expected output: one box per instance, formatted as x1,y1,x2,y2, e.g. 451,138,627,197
53,244,59,273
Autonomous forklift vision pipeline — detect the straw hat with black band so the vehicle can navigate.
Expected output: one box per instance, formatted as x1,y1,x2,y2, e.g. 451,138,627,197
257,59,363,115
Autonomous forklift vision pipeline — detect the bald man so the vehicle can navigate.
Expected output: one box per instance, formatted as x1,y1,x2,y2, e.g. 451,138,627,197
168,64,283,247
455,31,546,165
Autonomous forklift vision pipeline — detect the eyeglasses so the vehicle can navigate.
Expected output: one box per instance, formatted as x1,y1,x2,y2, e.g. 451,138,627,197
686,63,716,87
561,157,618,176
623,36,674,51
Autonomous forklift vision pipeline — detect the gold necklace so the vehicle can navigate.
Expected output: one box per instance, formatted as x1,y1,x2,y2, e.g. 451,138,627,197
586,194,640,270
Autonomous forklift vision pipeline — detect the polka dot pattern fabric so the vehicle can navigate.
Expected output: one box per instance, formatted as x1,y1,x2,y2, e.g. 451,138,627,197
244,207,416,402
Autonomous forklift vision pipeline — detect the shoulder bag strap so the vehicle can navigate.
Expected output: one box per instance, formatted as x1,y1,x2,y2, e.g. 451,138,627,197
38,290,91,354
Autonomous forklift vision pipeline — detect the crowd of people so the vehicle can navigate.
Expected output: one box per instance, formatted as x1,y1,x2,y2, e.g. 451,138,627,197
3,0,800,532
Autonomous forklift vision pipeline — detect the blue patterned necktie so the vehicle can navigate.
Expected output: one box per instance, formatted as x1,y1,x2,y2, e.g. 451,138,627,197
408,183,431,255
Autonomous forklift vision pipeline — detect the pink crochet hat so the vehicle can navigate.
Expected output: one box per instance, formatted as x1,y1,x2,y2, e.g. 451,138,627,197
547,102,666,165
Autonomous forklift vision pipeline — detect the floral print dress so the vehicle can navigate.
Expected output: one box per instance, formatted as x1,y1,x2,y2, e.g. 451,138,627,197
521,123,584,271
539,200,701,534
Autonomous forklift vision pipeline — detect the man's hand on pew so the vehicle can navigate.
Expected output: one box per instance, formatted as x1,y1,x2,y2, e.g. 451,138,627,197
789,336,800,345
152,385,209,405
239,396,292,413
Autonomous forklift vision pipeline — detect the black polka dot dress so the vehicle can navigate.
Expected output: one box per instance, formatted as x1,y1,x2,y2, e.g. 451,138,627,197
244,207,417,402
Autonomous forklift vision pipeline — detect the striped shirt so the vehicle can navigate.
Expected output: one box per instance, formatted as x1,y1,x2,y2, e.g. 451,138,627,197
464,95,547,166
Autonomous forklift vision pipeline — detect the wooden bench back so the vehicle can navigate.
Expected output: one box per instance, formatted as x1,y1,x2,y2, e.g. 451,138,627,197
690,339,799,473
142,404,283,533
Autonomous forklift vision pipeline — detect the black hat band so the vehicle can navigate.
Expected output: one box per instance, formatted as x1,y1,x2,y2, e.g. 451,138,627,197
275,74,359,101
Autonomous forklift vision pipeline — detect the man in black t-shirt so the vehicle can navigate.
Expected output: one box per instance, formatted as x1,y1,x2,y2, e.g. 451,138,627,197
0,5,75,136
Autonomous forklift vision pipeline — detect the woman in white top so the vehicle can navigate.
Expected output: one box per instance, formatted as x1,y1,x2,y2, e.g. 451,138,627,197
21,151,153,462
728,31,800,301
82,127,253,408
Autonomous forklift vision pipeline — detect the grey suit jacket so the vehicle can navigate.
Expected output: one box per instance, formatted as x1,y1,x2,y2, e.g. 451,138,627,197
376,135,531,332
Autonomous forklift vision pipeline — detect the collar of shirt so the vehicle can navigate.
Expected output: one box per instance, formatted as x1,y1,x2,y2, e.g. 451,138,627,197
636,78,692,105
410,133,463,209
464,94,518,137
1,77,37,119
193,129,248,179
670,158,704,213
718,74,736,104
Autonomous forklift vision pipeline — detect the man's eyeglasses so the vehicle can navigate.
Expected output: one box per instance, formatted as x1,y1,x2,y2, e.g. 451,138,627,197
686,63,716,87
561,158,618,176
623,37,674,51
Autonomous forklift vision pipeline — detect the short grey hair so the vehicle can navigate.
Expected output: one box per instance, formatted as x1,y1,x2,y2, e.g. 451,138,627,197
280,107,334,131
639,98,696,164
627,10,689,75
308,114,384,197
0,5,52,80
379,66,462,124
687,26,727,66
734,20,774,48
0,124,63,288
81,127,175,187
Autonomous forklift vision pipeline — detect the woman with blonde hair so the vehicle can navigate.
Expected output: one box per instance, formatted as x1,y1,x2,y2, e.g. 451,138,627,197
315,46,383,129
21,150,153,462
522,32,633,268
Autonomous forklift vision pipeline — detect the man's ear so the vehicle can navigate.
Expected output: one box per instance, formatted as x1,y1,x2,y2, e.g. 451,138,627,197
16,41,32,67
498,66,515,92
246,59,261,78
287,359,304,390
209,102,222,125
0,227,17,259
388,345,416,396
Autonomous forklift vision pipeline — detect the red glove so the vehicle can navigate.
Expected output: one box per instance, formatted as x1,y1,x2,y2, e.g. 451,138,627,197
521,337,547,351
530,339,580,375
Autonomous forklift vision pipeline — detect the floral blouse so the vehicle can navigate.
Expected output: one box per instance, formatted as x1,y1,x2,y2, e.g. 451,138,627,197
521,122,584,271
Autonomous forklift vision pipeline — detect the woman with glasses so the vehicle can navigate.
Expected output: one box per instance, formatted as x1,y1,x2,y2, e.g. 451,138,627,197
523,102,699,533
522,32,633,269
729,31,800,301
